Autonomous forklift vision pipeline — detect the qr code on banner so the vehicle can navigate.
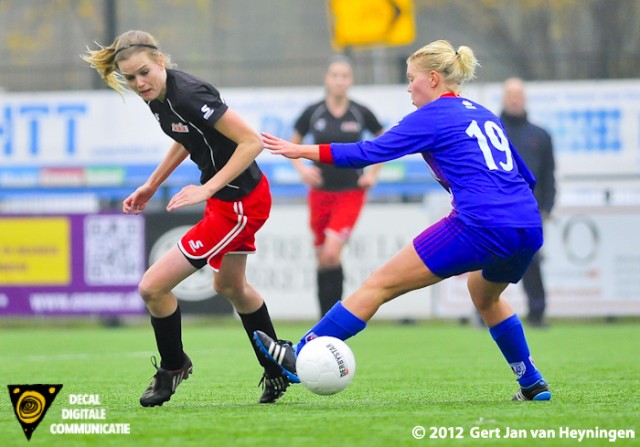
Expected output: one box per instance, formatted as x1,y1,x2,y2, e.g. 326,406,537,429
84,215,145,285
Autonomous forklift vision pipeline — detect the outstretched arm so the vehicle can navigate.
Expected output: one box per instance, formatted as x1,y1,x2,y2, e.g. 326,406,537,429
262,132,332,164
265,112,426,169
289,131,323,188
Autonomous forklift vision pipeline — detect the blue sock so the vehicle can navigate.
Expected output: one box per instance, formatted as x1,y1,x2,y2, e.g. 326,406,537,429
295,301,367,355
489,314,543,387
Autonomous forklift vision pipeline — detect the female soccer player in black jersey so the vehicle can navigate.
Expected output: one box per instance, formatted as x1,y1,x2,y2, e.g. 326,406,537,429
83,30,289,406
290,56,384,316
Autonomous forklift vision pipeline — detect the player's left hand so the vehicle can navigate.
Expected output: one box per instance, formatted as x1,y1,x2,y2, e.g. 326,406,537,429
166,185,210,211
261,132,302,159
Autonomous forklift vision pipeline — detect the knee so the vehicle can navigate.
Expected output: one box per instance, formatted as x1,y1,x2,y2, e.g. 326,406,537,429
471,296,496,312
213,277,240,299
468,287,500,312
138,274,165,304
317,250,342,268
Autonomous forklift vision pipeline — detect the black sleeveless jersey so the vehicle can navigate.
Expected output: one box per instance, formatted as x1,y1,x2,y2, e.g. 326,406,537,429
294,99,383,191
147,69,262,201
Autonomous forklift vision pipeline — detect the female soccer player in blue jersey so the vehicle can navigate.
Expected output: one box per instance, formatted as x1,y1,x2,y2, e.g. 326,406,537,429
256,40,551,401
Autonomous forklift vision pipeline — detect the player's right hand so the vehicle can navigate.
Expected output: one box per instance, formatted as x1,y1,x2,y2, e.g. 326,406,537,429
123,184,156,215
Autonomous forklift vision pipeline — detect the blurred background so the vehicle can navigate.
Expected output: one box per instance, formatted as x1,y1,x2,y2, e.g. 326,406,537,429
1,0,639,323
0,0,639,90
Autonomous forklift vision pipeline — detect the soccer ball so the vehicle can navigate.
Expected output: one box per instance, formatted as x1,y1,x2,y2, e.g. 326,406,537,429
296,336,356,395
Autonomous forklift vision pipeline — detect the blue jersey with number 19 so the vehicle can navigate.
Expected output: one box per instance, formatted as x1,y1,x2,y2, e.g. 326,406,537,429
330,95,541,227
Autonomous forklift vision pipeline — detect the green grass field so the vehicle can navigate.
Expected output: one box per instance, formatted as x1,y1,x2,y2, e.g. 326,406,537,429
0,319,638,447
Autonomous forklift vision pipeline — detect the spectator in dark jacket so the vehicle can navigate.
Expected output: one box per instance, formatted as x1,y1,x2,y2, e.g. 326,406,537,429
501,77,556,327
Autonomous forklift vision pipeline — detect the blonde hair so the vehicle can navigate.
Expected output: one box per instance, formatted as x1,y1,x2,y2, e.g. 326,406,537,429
407,40,479,94
81,30,173,94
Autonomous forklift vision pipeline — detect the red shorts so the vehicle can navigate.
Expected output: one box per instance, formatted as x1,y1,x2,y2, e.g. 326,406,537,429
309,188,366,247
179,176,271,271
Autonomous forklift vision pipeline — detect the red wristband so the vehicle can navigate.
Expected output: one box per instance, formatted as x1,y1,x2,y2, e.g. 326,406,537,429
319,144,334,164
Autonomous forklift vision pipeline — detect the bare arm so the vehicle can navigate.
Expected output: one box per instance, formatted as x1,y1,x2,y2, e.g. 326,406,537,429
262,132,321,162
166,108,263,211
123,141,189,214
289,130,322,188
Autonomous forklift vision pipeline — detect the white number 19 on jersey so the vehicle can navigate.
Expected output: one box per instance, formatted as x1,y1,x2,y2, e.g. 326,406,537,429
466,120,513,171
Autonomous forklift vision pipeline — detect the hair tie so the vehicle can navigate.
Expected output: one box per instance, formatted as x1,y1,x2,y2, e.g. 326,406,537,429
114,43,158,57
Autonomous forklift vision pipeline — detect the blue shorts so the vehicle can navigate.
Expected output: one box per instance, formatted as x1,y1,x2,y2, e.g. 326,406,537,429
412,214,543,284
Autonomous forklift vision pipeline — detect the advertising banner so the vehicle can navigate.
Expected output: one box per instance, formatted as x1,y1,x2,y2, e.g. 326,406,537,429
0,214,146,316
246,203,434,320
427,193,640,318
1,80,639,185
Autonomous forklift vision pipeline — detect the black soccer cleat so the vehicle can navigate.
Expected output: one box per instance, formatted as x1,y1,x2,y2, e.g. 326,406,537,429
140,354,193,407
253,330,300,383
258,371,290,403
512,379,552,401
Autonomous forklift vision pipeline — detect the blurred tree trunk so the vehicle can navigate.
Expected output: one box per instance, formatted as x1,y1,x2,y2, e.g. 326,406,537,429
418,0,640,80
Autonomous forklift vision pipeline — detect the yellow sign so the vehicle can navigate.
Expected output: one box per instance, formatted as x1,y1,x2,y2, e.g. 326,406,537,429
0,217,70,285
327,0,416,50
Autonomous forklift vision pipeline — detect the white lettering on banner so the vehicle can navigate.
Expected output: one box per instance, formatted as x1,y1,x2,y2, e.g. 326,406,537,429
28,292,144,313
245,204,432,320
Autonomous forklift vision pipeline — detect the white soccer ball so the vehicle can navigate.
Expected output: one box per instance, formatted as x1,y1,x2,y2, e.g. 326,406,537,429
296,336,356,395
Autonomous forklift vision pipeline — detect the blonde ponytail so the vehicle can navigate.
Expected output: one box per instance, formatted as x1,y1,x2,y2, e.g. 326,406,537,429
408,40,480,94
81,43,125,93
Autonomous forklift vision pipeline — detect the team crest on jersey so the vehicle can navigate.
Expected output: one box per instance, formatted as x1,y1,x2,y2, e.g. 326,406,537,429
171,122,189,133
313,118,327,131
341,121,362,132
